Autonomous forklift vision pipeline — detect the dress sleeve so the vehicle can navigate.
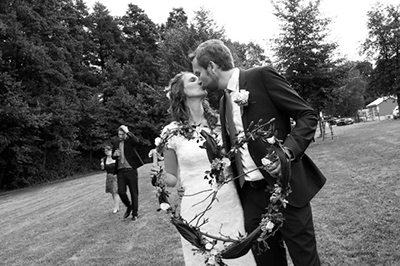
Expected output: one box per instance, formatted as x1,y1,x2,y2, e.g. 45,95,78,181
160,122,179,151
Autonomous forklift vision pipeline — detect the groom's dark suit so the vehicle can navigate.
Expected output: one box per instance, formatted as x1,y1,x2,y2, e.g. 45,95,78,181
220,66,326,266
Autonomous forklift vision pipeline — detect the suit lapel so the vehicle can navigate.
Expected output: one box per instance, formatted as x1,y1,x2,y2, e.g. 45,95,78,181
239,69,249,132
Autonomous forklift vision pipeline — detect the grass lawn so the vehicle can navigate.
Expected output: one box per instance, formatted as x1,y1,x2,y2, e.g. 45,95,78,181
0,119,399,266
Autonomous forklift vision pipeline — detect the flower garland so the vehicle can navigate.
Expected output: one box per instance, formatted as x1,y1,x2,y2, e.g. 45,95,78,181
149,118,292,265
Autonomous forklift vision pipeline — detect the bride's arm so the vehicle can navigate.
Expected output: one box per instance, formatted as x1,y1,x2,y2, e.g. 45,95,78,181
163,148,179,187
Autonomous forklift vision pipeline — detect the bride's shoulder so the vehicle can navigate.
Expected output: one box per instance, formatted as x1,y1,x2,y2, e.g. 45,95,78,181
161,121,180,136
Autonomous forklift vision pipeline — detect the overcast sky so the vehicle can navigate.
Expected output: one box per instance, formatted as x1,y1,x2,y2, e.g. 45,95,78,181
84,0,399,61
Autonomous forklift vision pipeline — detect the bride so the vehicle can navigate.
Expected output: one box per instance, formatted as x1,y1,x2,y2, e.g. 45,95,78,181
150,72,256,266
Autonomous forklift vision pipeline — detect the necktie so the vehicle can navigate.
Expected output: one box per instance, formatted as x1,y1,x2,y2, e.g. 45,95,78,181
225,90,245,187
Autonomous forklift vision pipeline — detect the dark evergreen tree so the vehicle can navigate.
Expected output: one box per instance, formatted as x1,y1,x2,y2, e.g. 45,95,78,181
87,3,122,70
191,7,225,42
0,0,87,188
325,62,367,117
119,4,160,87
157,8,193,84
271,0,342,113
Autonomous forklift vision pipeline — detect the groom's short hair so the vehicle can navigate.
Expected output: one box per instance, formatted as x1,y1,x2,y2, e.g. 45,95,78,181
189,39,234,71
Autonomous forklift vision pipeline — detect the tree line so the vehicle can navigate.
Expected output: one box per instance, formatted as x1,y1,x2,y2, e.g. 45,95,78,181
0,0,399,190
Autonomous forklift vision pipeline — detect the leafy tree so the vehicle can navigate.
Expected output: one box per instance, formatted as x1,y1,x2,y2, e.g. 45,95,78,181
325,62,367,117
87,2,122,70
363,3,400,107
119,4,160,86
165,7,188,29
0,0,94,189
157,8,194,84
1,1,296,190
157,7,229,109
271,0,342,113
99,82,168,159
0,70,52,188
95,56,168,148
226,40,268,68
192,7,225,41
353,61,374,105
158,7,227,84
59,0,106,161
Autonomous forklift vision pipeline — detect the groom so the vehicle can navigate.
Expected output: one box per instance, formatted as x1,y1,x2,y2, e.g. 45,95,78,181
190,39,326,266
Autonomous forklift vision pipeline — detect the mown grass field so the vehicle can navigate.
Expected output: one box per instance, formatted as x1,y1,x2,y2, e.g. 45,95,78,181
0,119,399,266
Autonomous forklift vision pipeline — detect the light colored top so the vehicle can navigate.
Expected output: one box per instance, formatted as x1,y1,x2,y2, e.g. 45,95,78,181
226,68,263,182
118,141,132,169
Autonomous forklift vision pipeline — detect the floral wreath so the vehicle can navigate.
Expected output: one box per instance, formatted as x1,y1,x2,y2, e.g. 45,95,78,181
149,118,292,266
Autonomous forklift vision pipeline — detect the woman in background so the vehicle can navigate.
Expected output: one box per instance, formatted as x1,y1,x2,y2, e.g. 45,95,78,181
101,145,120,214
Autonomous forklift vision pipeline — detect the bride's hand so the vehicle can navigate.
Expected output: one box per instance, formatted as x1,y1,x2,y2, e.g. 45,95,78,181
150,165,163,186
150,165,161,177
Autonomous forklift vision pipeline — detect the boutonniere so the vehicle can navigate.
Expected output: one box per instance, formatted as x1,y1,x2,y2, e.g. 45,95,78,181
231,90,249,107
231,90,249,116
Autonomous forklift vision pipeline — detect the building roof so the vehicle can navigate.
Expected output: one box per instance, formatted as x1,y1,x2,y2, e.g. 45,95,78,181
366,96,397,107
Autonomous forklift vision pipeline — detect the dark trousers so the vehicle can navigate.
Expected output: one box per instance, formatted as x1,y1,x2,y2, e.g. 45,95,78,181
117,168,139,217
240,181,320,266
280,203,320,266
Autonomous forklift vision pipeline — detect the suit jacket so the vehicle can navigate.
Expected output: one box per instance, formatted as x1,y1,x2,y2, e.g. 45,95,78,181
220,66,326,208
112,132,144,171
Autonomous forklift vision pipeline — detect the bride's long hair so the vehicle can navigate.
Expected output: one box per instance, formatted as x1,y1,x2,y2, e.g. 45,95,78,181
167,72,218,129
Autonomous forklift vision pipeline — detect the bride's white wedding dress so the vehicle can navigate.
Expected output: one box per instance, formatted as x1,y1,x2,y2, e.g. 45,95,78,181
162,122,256,266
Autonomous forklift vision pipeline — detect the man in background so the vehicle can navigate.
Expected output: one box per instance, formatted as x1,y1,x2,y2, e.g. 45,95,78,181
112,125,144,221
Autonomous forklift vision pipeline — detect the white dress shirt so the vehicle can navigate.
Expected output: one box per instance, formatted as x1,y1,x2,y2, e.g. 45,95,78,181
226,68,263,182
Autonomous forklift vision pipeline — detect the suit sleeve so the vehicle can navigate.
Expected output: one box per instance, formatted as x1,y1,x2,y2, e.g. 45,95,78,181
126,132,140,143
261,67,318,161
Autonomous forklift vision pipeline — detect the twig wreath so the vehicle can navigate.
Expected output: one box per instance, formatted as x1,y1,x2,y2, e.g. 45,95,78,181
149,118,292,265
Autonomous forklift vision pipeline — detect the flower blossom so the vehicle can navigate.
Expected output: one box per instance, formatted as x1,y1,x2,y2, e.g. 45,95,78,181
160,202,171,211
261,157,274,167
266,136,276,144
205,243,214,250
211,180,222,192
154,137,162,147
265,221,274,231
231,90,249,107
237,131,245,142
207,255,216,265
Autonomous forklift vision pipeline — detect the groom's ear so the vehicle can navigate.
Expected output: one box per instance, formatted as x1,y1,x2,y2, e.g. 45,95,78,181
208,61,218,73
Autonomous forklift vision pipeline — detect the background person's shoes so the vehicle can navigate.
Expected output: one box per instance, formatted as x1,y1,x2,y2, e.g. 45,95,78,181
112,208,118,214
132,215,138,221
123,206,132,219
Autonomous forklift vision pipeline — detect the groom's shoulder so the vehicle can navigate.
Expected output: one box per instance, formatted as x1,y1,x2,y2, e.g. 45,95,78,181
244,66,280,79
246,65,279,74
